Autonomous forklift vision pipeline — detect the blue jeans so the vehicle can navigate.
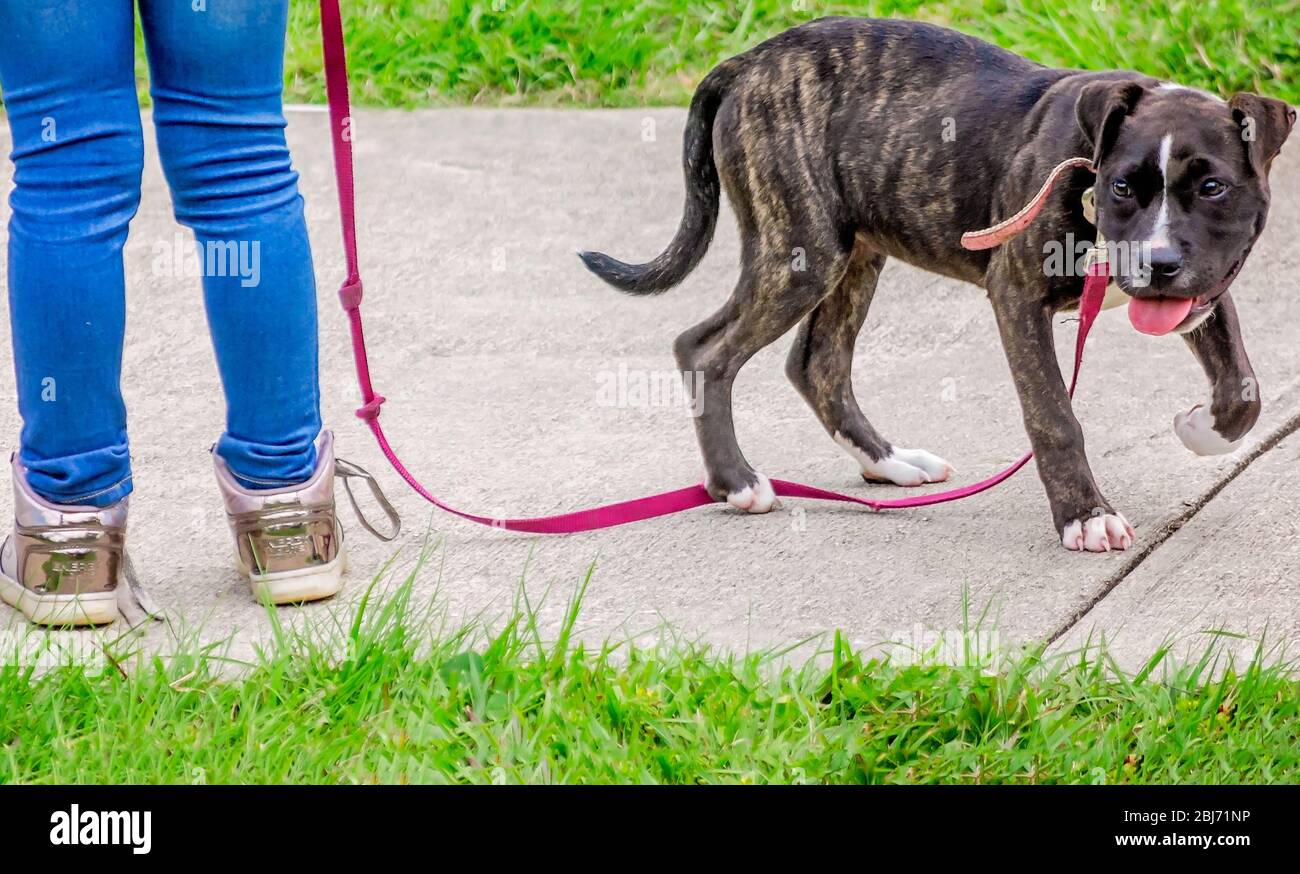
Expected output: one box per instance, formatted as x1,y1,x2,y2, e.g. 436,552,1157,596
0,0,321,506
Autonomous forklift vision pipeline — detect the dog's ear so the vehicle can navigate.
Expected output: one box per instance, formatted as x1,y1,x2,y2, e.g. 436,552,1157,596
1075,80,1146,169
1228,92,1296,177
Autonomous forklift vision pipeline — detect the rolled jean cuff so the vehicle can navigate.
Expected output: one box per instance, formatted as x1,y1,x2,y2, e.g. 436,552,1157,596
20,443,133,508
216,427,320,491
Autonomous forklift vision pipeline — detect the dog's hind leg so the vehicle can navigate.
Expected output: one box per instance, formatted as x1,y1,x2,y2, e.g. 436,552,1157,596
676,235,849,513
786,243,953,486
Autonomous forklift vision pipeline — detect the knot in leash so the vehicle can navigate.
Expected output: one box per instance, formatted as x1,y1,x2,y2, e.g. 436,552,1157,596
339,278,364,311
355,395,386,420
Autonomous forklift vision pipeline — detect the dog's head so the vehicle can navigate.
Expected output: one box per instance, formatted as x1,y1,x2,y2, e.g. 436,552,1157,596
1076,80,1295,333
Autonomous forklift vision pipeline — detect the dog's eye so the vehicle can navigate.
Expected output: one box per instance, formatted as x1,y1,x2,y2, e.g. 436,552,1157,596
1200,178,1229,198
1111,179,1133,198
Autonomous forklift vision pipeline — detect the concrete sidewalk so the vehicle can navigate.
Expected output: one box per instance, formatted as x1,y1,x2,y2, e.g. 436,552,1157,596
1,108,1297,671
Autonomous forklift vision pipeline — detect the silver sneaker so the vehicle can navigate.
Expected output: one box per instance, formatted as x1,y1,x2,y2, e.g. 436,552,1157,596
0,456,125,626
213,429,351,604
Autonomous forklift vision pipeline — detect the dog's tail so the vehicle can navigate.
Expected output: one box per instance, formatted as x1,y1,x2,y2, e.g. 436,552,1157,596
578,63,735,295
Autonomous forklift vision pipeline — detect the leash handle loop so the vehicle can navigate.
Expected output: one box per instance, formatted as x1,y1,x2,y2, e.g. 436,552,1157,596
960,157,1095,251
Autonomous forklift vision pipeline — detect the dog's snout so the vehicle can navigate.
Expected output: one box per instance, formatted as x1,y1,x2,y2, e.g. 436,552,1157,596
1149,247,1183,279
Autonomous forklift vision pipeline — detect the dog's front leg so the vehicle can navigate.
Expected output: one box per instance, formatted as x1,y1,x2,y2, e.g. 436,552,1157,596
989,285,1134,552
1176,292,1261,455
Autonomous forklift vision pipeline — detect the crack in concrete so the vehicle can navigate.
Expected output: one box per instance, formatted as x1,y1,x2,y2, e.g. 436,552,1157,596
1044,407,1300,646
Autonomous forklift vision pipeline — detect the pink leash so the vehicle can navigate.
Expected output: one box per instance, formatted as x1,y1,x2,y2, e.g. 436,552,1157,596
317,0,1108,533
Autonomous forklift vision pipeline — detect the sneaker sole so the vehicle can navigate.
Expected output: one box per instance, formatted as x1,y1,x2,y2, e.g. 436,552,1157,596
242,548,348,605
0,571,118,626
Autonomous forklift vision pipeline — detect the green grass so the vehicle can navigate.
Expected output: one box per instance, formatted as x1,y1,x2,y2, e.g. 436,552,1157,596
265,0,1300,107
2,552,1297,784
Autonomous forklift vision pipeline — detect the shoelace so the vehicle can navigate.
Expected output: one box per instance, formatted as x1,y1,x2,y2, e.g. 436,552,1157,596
119,458,401,627
117,552,164,628
335,458,401,541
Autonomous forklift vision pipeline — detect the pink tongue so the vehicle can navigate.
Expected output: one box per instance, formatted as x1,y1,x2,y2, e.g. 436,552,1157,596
1128,296,1195,336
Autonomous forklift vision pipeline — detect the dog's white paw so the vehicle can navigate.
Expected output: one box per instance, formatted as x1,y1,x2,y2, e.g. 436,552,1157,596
890,447,955,482
1174,404,1242,456
835,433,953,486
1061,512,1134,552
724,472,779,514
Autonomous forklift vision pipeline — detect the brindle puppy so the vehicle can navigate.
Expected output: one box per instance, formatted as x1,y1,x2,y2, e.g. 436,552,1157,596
580,17,1294,552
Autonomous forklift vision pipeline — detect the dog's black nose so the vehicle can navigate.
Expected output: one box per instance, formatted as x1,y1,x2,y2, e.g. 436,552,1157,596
1149,247,1183,279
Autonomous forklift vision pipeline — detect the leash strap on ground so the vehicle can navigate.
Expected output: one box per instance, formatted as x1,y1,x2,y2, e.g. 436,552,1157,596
317,0,1108,533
